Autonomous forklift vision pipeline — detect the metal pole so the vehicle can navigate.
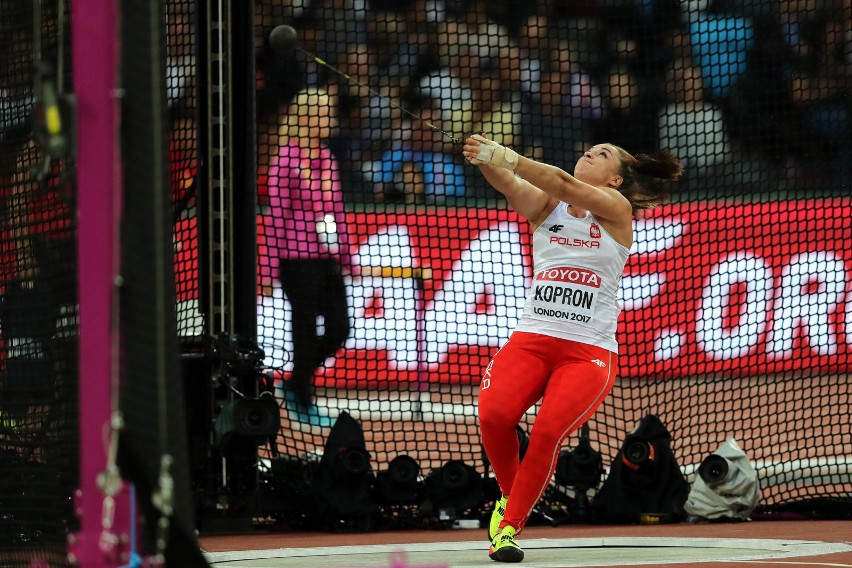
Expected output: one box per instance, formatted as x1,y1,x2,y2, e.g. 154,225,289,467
68,0,131,565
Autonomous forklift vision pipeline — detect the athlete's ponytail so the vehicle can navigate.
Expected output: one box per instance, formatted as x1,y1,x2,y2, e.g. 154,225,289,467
611,147,684,217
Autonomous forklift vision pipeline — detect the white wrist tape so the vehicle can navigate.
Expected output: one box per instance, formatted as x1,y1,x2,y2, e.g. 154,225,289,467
470,134,520,171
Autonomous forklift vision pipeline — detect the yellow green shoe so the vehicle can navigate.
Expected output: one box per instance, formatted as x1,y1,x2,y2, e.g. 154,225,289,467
489,495,508,540
489,525,524,562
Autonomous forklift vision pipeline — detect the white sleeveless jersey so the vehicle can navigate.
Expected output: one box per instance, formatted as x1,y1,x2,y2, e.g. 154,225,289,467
514,202,631,353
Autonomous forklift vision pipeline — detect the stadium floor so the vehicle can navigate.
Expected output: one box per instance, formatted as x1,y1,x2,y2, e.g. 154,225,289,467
200,520,852,567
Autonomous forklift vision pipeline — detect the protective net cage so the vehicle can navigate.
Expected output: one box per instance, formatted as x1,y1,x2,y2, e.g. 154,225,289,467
0,0,79,563
1,0,850,560
248,0,850,530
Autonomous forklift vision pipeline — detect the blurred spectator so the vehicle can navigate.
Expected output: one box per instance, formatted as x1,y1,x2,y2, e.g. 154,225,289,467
0,11,34,154
270,0,312,21
598,0,683,74
417,2,517,129
371,98,468,204
398,0,448,87
455,0,514,61
377,160,428,205
402,0,447,26
657,58,738,188
169,104,198,218
521,40,603,167
326,42,404,198
401,0,447,44
304,0,368,70
417,18,477,134
514,12,552,99
253,0,847,198
0,137,76,424
719,19,802,170
592,63,659,155
549,0,606,75
511,11,555,159
364,10,423,88
165,0,196,108
472,74,523,150
678,0,712,19
782,0,851,185
718,0,849,188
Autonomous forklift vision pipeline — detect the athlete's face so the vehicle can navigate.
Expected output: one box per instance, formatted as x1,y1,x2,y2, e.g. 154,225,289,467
573,144,623,188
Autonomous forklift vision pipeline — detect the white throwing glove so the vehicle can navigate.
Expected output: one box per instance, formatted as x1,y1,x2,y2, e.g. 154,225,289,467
468,134,520,171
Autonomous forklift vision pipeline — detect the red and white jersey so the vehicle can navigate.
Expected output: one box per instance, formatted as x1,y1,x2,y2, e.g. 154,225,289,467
514,201,630,353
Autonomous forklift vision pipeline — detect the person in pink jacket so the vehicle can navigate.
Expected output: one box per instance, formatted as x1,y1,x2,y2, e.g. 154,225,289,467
262,87,351,427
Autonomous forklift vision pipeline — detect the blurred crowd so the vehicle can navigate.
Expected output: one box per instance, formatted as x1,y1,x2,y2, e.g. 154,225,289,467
246,0,848,201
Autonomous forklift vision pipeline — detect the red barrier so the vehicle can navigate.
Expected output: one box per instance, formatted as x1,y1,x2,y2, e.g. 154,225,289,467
176,200,852,385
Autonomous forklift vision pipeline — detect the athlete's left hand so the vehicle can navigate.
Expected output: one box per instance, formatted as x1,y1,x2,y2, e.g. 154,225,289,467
464,134,519,171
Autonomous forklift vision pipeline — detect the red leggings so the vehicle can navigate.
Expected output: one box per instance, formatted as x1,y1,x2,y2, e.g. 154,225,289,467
478,331,617,533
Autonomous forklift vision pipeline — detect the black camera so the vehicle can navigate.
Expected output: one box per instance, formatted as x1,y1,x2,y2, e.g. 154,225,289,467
214,396,280,460
621,434,655,469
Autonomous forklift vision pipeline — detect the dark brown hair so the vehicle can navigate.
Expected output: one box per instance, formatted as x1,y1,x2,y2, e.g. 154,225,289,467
611,145,684,216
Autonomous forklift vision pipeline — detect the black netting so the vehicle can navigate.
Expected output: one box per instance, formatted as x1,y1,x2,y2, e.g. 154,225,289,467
3,0,847,550
120,0,208,563
168,0,201,339
0,0,78,563
249,0,850,530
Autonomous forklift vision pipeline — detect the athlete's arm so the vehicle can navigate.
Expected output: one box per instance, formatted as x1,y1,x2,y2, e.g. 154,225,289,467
463,135,632,229
512,159,632,228
476,164,557,228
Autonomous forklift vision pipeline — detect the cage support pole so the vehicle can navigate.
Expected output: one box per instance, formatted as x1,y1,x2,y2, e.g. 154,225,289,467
68,0,132,566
